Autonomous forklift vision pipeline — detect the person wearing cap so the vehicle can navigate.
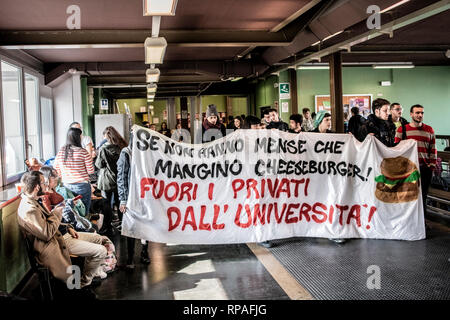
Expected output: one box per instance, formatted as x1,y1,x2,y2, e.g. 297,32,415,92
311,111,333,133
202,104,226,143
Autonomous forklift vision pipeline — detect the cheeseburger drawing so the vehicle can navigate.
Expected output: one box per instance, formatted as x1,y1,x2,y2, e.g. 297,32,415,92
375,156,420,203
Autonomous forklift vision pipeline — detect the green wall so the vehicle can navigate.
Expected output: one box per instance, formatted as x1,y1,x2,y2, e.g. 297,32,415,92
253,65,450,139
80,78,94,139
296,66,450,135
231,97,248,117
278,70,292,123
256,75,279,117
201,95,226,112
255,72,294,122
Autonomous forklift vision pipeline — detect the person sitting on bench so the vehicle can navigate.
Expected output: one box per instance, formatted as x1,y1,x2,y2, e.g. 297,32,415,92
17,171,108,288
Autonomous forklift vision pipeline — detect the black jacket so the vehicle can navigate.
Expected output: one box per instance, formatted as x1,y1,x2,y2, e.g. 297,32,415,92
360,114,396,147
388,115,409,142
311,128,334,133
266,121,289,132
202,121,226,143
95,142,121,191
348,115,367,142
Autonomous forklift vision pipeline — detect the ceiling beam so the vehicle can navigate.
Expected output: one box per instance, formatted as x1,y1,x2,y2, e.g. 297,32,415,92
270,0,323,32
0,29,291,49
45,60,269,85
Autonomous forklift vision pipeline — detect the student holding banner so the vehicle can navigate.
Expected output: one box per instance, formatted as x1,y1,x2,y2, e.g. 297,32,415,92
311,110,333,133
202,104,226,143
266,108,289,131
394,104,437,214
311,111,345,244
117,132,151,267
288,114,303,134
244,115,275,248
360,98,396,147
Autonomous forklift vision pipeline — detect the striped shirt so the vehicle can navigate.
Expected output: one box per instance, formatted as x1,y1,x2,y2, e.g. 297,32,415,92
395,123,437,168
54,146,94,183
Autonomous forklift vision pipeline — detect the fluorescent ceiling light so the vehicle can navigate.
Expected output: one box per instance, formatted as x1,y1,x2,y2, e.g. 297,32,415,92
147,83,157,93
143,0,178,16
147,98,154,102
146,68,160,83
298,65,329,70
147,93,155,99
145,37,167,64
380,0,410,13
373,63,414,69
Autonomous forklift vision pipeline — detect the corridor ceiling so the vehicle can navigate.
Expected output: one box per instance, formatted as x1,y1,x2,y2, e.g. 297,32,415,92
0,0,449,98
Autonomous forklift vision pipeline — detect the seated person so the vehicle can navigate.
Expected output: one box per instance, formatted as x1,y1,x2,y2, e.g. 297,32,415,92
90,183,116,235
40,166,96,233
18,171,109,287
17,171,72,283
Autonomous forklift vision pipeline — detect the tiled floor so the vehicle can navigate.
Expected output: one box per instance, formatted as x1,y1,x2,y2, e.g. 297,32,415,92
95,239,290,300
15,219,450,301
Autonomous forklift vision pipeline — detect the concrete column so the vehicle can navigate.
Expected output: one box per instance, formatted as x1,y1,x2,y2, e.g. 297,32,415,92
180,97,189,129
167,97,176,131
288,68,298,114
189,96,196,144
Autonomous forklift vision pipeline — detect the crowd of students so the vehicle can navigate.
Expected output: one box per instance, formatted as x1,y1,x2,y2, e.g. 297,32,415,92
16,98,437,299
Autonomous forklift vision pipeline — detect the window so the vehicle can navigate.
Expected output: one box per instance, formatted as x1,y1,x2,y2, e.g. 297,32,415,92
25,73,41,160
1,61,26,180
40,97,54,160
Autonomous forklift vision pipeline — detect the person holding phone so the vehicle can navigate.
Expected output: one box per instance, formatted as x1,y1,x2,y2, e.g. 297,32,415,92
40,166,95,233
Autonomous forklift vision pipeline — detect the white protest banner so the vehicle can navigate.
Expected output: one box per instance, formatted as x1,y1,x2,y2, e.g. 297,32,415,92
122,126,425,244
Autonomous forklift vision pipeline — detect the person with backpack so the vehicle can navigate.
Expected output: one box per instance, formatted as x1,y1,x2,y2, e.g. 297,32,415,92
54,127,95,216
95,126,127,235
348,107,367,141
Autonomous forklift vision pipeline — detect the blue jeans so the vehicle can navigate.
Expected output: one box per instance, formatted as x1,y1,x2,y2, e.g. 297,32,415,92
64,182,92,214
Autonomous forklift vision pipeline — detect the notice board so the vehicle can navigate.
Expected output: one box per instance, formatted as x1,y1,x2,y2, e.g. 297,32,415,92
315,94,373,118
